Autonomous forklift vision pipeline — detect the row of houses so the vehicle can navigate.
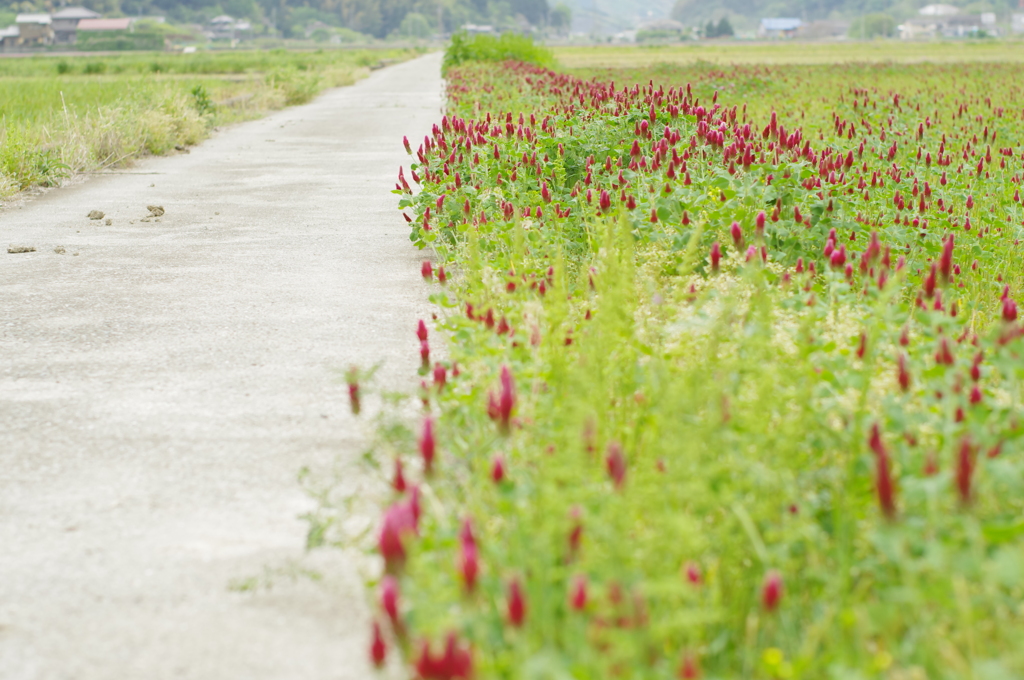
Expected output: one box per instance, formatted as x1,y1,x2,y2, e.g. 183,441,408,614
898,3,1005,38
757,5,1024,40
0,10,251,51
0,8,141,50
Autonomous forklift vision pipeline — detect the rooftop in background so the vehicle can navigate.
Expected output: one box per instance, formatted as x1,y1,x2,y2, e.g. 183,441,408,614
760,18,802,31
52,7,101,20
77,18,134,31
919,4,961,15
639,18,686,32
16,14,52,25
0,25,19,37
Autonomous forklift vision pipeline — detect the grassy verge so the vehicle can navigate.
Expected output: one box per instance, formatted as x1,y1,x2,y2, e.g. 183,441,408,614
311,40,1024,679
0,48,423,199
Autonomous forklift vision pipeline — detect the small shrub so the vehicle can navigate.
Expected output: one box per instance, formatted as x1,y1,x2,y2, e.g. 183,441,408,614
443,31,554,73
190,85,215,116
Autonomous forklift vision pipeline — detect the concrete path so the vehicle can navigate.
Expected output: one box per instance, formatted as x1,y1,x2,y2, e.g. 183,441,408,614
0,51,442,680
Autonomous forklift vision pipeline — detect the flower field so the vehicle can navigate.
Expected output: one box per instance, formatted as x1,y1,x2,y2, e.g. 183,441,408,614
339,46,1024,679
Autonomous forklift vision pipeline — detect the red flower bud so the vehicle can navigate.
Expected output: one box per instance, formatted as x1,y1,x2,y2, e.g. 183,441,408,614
923,264,937,298
346,366,360,415
897,353,911,391
875,443,897,519
935,337,954,366
956,437,975,505
370,621,386,667
421,260,433,281
606,441,626,489
507,578,526,627
417,319,428,342
491,454,506,483
679,653,701,679
569,575,587,611
420,340,430,367
419,417,436,472
684,561,702,585
381,576,400,626
497,365,516,434
1003,298,1018,322
730,221,743,248
379,502,416,567
433,363,446,389
939,234,954,281
415,633,473,679
392,457,406,493
460,541,479,592
568,506,583,556
761,570,783,612
710,241,721,271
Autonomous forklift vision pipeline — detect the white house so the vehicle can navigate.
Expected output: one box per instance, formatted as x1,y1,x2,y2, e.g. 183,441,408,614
758,18,801,38
15,13,54,45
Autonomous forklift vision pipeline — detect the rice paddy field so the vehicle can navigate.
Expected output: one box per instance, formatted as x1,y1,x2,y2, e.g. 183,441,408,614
316,38,1024,680
554,40,1024,68
0,48,419,196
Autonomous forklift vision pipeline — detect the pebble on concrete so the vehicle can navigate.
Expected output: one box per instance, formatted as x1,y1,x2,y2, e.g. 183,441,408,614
8,245,36,253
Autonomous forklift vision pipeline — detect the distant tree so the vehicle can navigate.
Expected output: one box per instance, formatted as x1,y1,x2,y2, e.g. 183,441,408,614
716,16,733,36
398,10,432,37
850,13,896,38
510,0,548,26
704,19,716,37
550,2,571,35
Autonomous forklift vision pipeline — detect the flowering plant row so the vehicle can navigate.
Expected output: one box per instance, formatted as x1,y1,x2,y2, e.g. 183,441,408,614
326,57,1024,678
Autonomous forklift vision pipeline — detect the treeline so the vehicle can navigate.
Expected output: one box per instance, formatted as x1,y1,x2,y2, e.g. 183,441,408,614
1,0,554,38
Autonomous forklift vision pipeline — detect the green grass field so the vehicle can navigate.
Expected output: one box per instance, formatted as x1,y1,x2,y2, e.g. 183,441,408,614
0,48,422,197
554,39,1024,68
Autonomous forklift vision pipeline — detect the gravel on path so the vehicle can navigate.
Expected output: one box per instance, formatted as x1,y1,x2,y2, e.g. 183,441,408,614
0,51,442,680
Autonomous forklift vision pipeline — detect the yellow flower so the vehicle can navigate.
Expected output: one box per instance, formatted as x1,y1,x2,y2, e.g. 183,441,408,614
762,647,784,667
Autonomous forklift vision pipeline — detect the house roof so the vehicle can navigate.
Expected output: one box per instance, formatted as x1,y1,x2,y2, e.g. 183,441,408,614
209,15,235,24
77,17,133,30
640,18,686,32
919,3,960,15
0,24,19,37
946,14,982,24
53,7,101,19
16,14,53,24
760,17,802,30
